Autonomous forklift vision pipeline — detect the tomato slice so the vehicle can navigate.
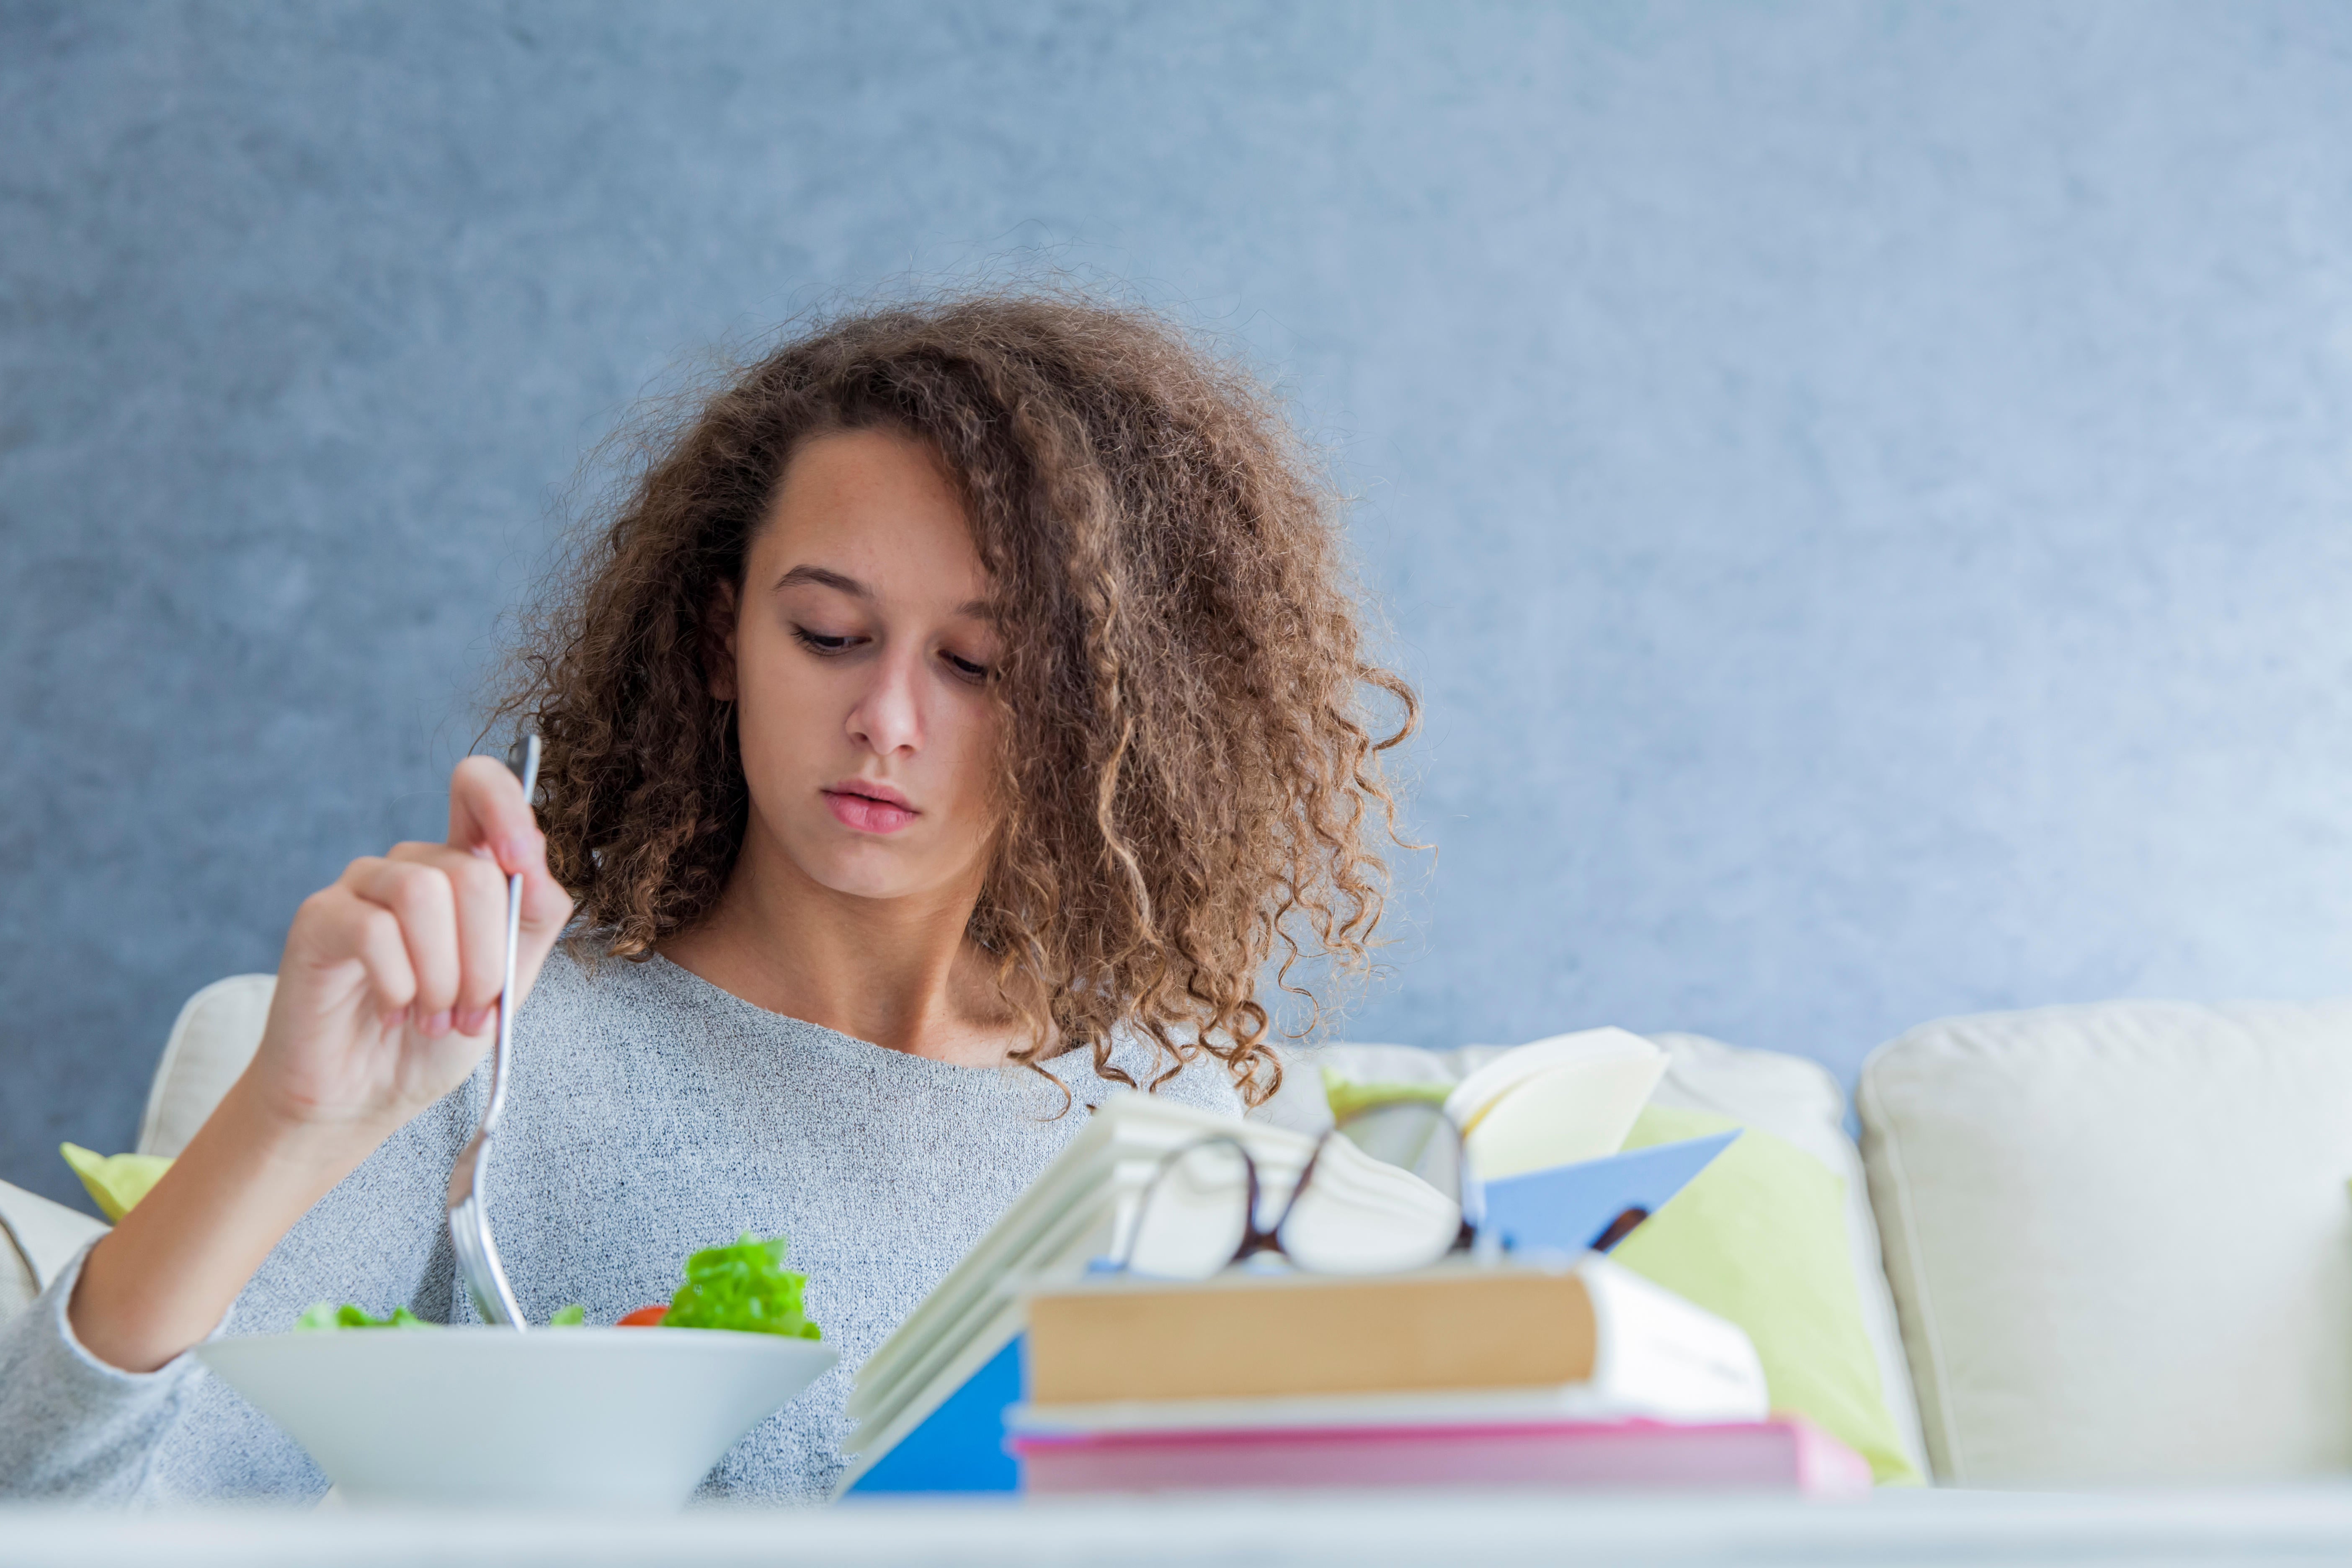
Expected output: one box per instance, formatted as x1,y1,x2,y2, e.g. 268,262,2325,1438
617,1305,671,1327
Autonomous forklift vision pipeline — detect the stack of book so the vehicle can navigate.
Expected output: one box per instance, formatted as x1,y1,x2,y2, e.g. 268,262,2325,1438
1006,1259,1866,1497
840,1031,1867,1498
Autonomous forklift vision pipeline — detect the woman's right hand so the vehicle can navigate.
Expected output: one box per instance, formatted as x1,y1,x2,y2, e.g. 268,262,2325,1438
247,754,573,1143
67,755,573,1373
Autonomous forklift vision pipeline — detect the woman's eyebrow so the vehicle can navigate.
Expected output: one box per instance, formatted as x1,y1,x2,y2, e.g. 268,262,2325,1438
775,563,995,621
773,563,867,598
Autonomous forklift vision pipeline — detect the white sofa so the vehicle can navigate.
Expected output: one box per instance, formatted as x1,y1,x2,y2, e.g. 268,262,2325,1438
7,977,2351,1490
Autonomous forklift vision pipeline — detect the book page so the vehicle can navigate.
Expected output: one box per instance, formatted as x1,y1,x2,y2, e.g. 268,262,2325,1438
1463,1054,1668,1179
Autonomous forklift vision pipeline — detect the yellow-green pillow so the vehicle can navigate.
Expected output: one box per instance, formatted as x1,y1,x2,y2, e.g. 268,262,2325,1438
1611,1105,1919,1485
1321,1068,1449,1124
60,1143,172,1222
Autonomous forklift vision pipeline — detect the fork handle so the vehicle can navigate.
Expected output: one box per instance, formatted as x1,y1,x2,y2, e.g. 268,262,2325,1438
480,732,539,1132
479,870,524,1133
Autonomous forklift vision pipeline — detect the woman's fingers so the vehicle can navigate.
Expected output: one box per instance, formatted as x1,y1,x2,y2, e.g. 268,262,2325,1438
518,839,572,941
446,749,574,995
447,753,538,875
299,883,419,1025
379,844,512,1034
342,856,456,1032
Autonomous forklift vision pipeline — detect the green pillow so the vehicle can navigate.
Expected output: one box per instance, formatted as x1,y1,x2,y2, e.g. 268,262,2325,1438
1611,1105,1919,1485
60,1143,172,1222
1319,1076,1918,1484
1321,1068,1449,1124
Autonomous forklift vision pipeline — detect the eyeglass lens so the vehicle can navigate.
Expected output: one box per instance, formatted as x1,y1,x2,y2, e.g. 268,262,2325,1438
1120,1100,1468,1280
1280,1103,1464,1274
1122,1139,1257,1279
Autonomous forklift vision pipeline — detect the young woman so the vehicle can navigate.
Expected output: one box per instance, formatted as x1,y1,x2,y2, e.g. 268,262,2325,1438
0,294,1415,1502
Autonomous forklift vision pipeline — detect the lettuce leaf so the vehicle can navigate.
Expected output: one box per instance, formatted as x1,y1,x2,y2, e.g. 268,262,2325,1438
658,1233,821,1339
296,1302,434,1331
293,1303,585,1329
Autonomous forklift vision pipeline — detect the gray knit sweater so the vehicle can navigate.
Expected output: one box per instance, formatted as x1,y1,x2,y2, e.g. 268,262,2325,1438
0,945,1240,1503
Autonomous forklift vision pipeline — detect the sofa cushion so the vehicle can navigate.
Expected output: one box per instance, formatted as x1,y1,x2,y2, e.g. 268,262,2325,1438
140,974,273,1158
1859,1000,2352,1485
1262,1033,1930,1483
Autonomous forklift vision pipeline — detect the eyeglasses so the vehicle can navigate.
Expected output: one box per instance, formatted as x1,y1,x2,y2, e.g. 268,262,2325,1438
1111,1098,1479,1279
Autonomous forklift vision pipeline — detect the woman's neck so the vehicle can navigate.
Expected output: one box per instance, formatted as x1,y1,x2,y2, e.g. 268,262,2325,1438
658,832,1019,1068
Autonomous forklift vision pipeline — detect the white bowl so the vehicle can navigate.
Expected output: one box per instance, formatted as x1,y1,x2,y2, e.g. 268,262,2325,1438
196,1326,838,1509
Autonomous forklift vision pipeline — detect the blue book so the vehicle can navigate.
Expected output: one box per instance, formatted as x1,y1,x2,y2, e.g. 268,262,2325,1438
843,1132,1737,1495
1475,1132,1738,1256
845,1333,1026,1495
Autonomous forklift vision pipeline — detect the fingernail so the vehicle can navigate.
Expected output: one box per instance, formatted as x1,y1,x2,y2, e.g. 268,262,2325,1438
458,1006,493,1036
424,1010,453,1038
499,835,531,867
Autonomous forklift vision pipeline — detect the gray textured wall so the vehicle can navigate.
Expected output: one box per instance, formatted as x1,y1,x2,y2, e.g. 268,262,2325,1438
7,2,2352,1212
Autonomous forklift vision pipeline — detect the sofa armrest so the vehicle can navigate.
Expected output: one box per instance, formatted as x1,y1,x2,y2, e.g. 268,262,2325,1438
0,1176,109,1326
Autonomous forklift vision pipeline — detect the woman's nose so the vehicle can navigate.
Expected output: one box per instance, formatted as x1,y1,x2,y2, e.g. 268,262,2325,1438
846,652,925,755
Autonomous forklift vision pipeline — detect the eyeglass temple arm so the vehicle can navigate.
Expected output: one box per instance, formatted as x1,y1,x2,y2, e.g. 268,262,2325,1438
1224,1135,1288,1263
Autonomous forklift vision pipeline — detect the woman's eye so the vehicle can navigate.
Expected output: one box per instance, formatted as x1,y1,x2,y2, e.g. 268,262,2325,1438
792,627,856,655
942,651,991,683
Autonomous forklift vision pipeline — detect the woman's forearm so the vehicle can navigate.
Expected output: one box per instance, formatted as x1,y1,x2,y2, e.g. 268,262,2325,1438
66,1079,384,1373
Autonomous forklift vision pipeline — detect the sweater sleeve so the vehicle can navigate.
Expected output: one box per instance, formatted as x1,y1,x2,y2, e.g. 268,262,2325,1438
0,1092,467,1502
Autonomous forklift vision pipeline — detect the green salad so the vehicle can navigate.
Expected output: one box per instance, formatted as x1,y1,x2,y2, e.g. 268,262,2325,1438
294,1302,577,1330
294,1233,819,1338
659,1234,821,1339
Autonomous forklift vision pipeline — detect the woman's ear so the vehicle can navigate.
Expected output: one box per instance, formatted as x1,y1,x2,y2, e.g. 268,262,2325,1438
704,580,741,702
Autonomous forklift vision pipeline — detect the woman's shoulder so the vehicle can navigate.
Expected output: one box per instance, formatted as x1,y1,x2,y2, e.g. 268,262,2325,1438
517,932,689,1035
524,934,613,1014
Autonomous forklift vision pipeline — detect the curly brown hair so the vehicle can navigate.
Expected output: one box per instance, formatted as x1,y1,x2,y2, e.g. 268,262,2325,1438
498,292,1416,1101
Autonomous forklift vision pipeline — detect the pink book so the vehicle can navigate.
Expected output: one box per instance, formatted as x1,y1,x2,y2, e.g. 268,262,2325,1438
1012,1416,1872,1499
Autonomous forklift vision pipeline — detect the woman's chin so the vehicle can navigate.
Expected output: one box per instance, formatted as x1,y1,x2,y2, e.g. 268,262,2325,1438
791,845,952,905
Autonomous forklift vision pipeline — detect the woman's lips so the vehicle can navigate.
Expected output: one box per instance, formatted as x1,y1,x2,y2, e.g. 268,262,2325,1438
824,788,918,834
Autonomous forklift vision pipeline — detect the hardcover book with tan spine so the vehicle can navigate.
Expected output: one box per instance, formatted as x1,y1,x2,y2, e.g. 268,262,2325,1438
1022,1255,1766,1421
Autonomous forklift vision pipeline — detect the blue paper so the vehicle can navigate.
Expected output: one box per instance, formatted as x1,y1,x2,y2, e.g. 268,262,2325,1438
1476,1131,1739,1256
843,1333,1025,1495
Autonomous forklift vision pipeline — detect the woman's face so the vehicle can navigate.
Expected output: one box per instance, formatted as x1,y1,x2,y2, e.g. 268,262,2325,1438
718,428,1004,910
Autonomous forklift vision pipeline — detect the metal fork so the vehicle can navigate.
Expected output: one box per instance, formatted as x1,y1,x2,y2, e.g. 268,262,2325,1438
445,731,541,1330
